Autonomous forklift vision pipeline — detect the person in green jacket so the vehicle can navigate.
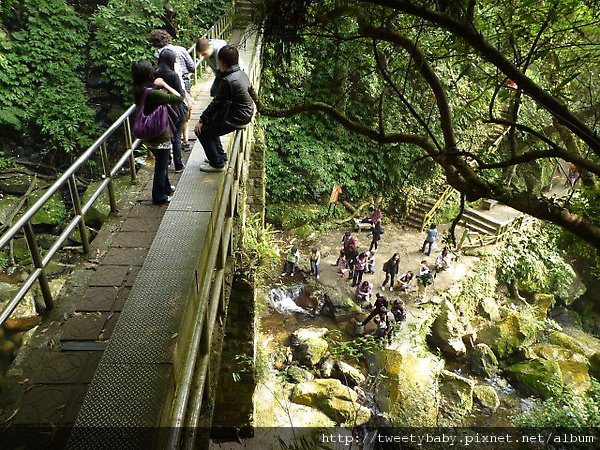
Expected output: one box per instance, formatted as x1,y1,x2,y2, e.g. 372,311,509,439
132,61,184,204
281,246,300,276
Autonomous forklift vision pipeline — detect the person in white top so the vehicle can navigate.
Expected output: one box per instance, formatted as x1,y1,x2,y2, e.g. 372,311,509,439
196,37,228,96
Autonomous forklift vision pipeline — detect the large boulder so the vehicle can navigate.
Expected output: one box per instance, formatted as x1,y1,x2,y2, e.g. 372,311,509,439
532,344,591,394
331,360,366,387
471,343,498,378
439,370,475,414
291,327,329,368
0,172,35,196
476,313,535,359
478,297,500,321
290,378,371,426
548,330,590,357
504,358,563,399
287,365,315,383
375,349,444,426
473,385,500,411
428,299,466,358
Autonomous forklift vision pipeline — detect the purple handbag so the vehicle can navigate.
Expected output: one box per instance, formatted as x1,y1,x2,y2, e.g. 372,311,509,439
133,88,170,139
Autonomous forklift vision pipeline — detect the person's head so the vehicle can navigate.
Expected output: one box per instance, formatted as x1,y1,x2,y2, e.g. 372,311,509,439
376,292,384,299
217,45,239,70
157,48,177,71
407,270,414,277
430,223,437,229
420,260,428,266
339,249,345,256
291,246,298,253
196,37,213,58
148,29,172,48
393,253,400,261
311,247,318,254
344,231,351,237
131,60,155,102
359,252,366,258
395,299,404,307
441,247,448,256
361,281,369,289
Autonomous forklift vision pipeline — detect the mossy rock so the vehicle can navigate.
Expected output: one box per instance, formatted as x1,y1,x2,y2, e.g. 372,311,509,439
478,297,500,321
291,327,329,368
12,238,30,263
548,330,590,357
533,293,554,319
473,385,500,411
0,195,19,226
439,370,475,413
532,344,590,395
287,365,315,383
476,313,535,359
428,299,466,358
504,358,563,399
82,177,129,228
321,397,371,426
331,360,366,387
471,343,498,378
376,349,444,426
293,224,315,239
29,190,66,226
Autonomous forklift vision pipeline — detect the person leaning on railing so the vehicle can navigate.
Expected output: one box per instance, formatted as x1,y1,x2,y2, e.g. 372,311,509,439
132,61,184,204
194,45,254,172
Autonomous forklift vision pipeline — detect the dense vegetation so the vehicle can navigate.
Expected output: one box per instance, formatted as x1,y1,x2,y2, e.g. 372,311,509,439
253,0,600,252
0,0,229,165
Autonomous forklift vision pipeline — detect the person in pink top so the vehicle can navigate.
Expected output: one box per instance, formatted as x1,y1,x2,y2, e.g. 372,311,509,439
355,280,372,302
352,252,368,287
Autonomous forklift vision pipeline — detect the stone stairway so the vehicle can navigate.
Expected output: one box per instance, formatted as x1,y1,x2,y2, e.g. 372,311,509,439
459,207,504,236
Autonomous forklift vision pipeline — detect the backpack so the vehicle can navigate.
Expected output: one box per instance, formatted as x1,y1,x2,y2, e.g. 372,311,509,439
133,88,171,139
397,308,407,322
382,260,390,272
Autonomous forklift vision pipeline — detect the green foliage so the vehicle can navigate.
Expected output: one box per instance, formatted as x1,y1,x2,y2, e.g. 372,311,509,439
498,224,577,299
517,380,600,427
0,0,97,156
326,330,382,363
90,0,231,100
455,257,498,317
236,214,281,280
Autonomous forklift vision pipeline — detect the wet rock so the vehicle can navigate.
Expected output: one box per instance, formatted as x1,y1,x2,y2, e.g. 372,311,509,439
375,349,444,426
504,357,563,399
478,297,500,321
471,343,498,378
428,299,466,358
291,327,329,368
0,195,19,226
0,282,37,322
550,307,583,329
476,313,535,359
320,358,335,378
532,344,591,395
331,360,365,387
473,385,500,411
287,365,315,383
0,173,35,196
439,370,475,413
290,379,370,426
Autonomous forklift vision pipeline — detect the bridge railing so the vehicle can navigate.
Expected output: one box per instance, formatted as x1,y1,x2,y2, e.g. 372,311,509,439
167,27,262,449
0,10,234,328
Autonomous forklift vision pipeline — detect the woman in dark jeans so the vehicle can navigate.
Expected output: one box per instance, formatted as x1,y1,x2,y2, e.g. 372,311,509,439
132,61,184,204
381,253,400,292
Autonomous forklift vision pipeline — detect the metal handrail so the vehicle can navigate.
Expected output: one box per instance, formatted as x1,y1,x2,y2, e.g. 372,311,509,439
0,10,234,327
421,185,453,231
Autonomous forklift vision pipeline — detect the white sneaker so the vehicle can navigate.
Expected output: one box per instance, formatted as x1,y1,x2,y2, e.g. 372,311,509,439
199,162,225,172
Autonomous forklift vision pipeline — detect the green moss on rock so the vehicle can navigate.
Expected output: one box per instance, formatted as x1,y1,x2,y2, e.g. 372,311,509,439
504,358,563,399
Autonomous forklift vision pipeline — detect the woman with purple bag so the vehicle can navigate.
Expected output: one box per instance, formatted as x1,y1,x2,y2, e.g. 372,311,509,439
132,61,184,204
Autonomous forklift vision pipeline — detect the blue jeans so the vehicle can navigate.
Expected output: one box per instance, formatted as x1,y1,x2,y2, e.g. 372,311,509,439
310,260,320,276
196,121,236,168
150,143,171,204
171,118,184,171
422,240,434,255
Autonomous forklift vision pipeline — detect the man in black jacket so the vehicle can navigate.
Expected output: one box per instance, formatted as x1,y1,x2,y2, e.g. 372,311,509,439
194,45,254,172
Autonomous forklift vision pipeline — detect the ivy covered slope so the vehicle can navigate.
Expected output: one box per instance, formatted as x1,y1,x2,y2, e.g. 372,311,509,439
253,0,600,251
0,0,229,166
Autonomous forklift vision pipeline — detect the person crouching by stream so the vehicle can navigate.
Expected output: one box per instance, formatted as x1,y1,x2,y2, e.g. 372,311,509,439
360,292,388,326
281,246,299,277
355,280,372,303
373,307,396,345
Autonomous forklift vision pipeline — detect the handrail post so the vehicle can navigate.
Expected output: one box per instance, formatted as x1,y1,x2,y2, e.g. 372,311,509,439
124,117,137,181
68,175,90,254
100,142,118,213
23,221,54,311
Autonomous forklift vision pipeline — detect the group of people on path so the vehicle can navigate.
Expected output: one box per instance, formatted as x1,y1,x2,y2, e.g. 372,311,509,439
132,30,254,205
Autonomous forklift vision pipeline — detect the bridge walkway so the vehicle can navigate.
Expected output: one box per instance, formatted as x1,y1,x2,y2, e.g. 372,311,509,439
0,27,254,449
